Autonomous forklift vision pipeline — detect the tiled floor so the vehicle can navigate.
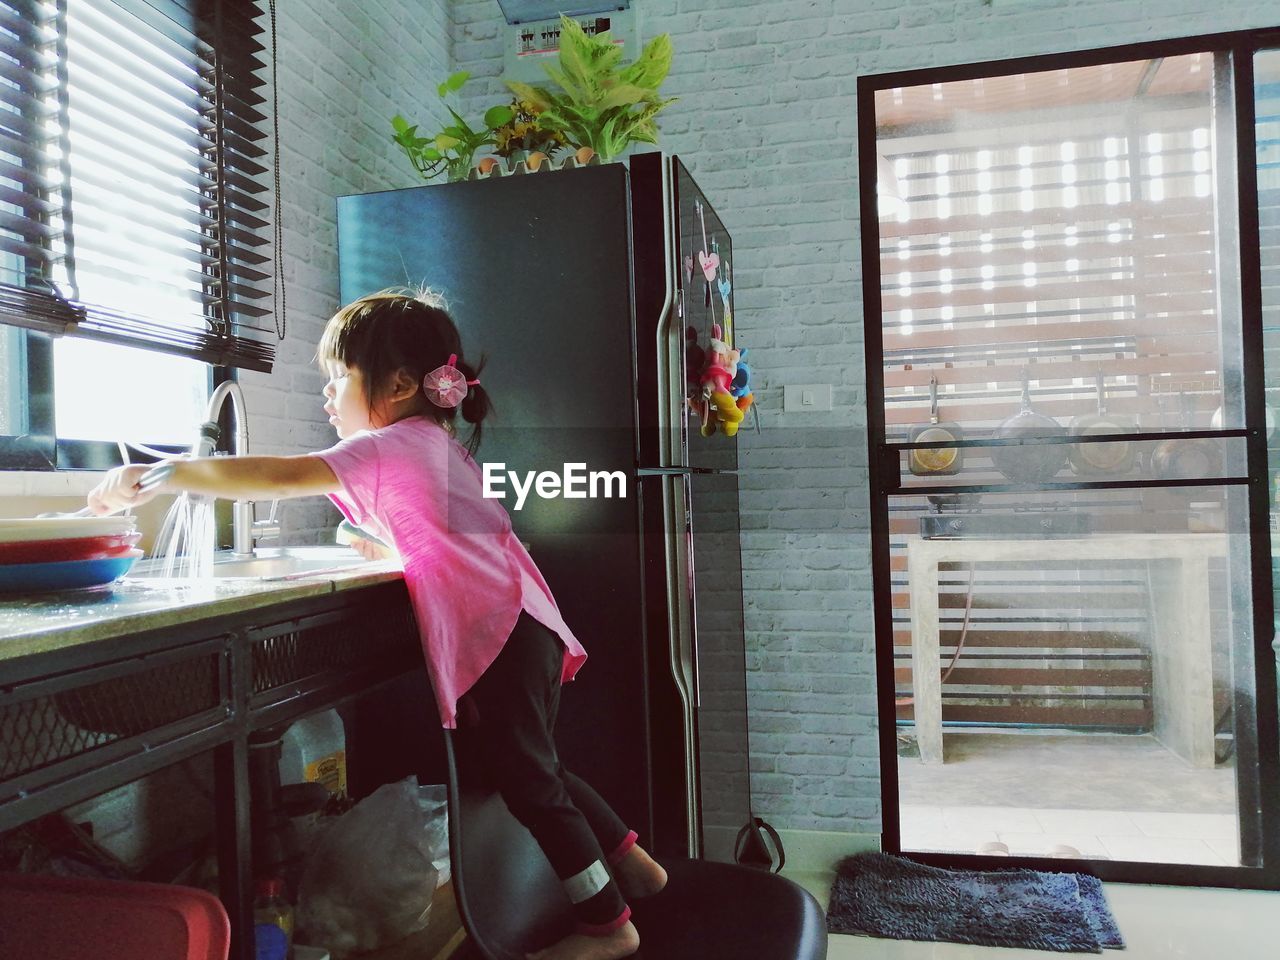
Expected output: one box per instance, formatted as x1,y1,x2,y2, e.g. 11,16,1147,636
901,805,1238,865
784,869,1280,959
898,732,1234,811
897,730,1241,865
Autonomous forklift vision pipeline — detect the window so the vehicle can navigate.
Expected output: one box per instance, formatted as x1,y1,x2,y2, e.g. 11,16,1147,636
0,0,273,467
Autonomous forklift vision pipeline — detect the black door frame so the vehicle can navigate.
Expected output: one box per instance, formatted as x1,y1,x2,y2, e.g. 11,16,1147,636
858,26,1280,889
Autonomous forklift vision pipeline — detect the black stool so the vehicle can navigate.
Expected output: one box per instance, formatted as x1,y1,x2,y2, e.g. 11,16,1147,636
442,730,828,960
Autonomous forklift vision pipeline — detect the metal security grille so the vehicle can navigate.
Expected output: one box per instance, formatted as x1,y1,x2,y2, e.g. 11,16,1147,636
1,651,222,782
251,604,420,696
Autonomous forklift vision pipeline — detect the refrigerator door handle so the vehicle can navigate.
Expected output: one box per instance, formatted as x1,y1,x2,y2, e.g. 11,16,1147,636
664,473,698,709
662,471,701,855
655,155,682,470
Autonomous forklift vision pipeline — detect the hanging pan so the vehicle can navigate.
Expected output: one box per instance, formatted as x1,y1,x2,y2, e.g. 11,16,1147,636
991,371,1067,484
908,376,964,477
1068,370,1136,477
1149,391,1220,481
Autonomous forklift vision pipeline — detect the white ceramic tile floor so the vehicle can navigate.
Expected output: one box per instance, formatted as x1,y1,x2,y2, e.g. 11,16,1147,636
1127,812,1238,840
1096,835,1227,866
785,869,1280,959
940,805,1044,834
1030,808,1145,837
902,805,1238,866
989,832,1111,858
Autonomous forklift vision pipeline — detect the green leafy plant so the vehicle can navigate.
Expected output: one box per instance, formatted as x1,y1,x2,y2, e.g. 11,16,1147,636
392,71,515,182
505,15,676,163
491,96,567,159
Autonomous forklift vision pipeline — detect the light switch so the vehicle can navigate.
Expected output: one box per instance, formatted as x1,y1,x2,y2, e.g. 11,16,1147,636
784,383,833,412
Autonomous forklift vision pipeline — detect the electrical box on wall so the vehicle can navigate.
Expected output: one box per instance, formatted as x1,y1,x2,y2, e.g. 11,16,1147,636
498,2,639,84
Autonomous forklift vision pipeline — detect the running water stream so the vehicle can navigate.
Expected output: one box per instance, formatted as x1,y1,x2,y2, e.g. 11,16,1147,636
120,431,219,580
151,493,217,579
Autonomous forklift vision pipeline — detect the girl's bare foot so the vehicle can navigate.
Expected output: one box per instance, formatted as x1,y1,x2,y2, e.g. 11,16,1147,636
614,844,667,899
526,920,640,960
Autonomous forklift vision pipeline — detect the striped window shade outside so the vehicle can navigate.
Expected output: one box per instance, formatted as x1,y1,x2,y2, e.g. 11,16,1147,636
0,0,276,372
875,52,1229,443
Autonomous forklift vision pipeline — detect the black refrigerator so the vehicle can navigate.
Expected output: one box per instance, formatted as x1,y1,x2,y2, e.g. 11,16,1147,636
336,152,755,863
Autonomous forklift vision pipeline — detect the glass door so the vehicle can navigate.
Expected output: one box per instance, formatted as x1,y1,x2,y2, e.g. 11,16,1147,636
861,35,1280,884
1257,45,1280,877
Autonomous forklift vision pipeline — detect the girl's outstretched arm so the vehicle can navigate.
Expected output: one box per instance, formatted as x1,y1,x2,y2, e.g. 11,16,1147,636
87,455,340,516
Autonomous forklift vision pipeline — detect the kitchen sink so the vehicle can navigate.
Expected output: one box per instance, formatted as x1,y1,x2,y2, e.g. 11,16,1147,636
131,546,382,581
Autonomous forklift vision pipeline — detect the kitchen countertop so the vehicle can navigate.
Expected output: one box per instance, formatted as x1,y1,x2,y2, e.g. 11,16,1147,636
0,562,405,665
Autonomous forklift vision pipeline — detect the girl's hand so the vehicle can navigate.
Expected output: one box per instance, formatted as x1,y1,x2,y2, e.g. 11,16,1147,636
87,464,160,516
350,534,394,561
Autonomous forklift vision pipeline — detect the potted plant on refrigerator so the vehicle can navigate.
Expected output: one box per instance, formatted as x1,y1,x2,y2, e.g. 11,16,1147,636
391,72,514,182
486,95,569,174
505,14,676,164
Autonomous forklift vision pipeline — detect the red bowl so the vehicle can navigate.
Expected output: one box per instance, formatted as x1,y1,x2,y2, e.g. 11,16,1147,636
0,532,143,566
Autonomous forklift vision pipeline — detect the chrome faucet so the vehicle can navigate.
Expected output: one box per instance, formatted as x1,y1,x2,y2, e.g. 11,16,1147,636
200,380,280,558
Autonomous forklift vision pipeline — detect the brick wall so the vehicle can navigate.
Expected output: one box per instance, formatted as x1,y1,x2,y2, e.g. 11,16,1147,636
240,0,453,544
447,0,1280,838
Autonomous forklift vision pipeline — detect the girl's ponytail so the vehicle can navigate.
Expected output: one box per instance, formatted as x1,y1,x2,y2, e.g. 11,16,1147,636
457,355,492,457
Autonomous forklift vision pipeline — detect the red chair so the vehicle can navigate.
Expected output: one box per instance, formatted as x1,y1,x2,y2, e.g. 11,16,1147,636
0,872,230,960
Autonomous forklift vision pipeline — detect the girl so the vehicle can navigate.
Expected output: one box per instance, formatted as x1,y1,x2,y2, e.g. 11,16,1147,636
88,289,667,960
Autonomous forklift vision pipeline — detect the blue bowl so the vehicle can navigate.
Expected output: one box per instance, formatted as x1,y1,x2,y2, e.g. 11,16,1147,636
0,553,141,595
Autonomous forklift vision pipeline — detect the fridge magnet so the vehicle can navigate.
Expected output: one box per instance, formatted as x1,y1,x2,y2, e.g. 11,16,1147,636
685,326,704,392
730,347,751,402
730,345,754,431
695,201,719,326
688,322,746,438
696,202,720,282
698,249,720,282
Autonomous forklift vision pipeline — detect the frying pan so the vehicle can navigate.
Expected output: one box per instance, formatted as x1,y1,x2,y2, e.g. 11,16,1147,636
908,376,964,476
1068,371,1136,477
1150,392,1220,480
991,371,1067,484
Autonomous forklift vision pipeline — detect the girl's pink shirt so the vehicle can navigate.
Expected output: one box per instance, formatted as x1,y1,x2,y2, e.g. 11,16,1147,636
312,417,587,728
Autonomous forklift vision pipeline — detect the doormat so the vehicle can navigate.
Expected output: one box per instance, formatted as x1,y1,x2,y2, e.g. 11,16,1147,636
827,852,1124,953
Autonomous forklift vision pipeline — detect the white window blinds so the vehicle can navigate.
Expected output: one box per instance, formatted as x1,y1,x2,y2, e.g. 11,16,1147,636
0,0,276,372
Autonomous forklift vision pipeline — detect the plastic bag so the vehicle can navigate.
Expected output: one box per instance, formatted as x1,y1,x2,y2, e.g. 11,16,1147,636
297,777,450,957
418,783,450,887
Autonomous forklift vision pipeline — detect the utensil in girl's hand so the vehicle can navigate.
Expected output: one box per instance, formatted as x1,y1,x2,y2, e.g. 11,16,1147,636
136,461,174,493
38,461,174,519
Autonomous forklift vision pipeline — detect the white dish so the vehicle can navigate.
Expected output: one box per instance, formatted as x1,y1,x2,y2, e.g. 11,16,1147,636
0,516,138,545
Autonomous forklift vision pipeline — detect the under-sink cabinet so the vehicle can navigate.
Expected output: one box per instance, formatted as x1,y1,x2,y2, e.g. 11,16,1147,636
0,576,430,959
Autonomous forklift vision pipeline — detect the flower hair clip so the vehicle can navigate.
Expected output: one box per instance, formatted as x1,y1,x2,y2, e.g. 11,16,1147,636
423,354,480,408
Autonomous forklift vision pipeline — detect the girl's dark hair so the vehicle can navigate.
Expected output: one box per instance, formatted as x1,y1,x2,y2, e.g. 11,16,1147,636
317,287,493,455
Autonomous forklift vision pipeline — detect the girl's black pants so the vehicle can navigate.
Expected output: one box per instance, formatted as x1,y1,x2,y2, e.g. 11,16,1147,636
453,612,635,935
